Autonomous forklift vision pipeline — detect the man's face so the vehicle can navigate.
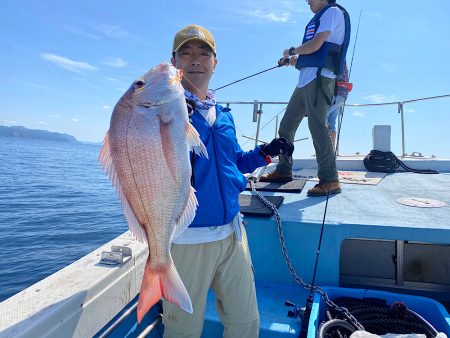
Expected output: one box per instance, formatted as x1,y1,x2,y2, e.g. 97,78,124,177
307,0,328,13
171,40,217,95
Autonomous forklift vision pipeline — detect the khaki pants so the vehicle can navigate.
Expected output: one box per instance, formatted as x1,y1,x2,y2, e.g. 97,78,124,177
162,225,259,338
277,77,339,182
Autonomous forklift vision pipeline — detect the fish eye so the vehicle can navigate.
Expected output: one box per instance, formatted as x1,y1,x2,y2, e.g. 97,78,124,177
134,79,145,88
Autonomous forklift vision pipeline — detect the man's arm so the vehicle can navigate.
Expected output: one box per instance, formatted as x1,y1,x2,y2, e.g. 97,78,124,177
284,31,330,56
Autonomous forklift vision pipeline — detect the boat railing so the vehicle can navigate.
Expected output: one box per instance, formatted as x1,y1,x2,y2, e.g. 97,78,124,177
218,93,450,158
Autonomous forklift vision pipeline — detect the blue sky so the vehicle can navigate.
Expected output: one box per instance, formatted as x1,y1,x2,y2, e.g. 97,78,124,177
1,0,449,157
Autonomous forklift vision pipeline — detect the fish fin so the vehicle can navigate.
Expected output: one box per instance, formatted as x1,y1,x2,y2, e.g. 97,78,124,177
118,184,147,243
99,131,147,243
172,186,198,242
160,121,177,182
137,258,193,324
185,122,208,159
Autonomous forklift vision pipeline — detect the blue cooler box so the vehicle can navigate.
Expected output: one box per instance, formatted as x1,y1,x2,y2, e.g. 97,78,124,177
308,287,450,338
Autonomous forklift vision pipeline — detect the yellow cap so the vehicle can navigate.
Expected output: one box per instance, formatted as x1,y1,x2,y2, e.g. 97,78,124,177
172,24,216,54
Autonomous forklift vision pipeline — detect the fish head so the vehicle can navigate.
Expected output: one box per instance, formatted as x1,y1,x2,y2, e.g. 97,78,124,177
130,62,184,110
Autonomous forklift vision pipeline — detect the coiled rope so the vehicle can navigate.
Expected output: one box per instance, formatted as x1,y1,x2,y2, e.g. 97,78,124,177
363,150,439,174
319,297,439,338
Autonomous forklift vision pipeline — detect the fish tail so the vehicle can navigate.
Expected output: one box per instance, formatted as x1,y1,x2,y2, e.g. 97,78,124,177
185,122,208,159
137,259,193,323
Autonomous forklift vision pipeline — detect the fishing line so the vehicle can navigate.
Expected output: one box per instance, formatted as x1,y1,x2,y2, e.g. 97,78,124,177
181,74,206,100
336,9,362,154
241,106,287,147
300,9,364,337
213,64,283,92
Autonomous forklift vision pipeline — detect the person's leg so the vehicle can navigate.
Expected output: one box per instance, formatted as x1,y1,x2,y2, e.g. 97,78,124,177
326,96,339,133
275,86,307,175
304,77,339,183
212,221,259,338
163,242,217,338
327,97,339,150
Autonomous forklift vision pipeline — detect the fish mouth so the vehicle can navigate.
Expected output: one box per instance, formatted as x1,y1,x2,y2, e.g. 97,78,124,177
139,94,183,109
139,102,163,108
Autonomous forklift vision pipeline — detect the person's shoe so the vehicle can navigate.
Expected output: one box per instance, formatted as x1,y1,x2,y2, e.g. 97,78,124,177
307,181,341,196
259,171,293,183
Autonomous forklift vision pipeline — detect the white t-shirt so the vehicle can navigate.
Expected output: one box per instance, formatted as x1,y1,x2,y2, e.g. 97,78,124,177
172,216,236,245
297,6,345,89
198,105,216,127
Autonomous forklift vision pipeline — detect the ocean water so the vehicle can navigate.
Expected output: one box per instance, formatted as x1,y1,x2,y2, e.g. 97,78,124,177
0,137,128,301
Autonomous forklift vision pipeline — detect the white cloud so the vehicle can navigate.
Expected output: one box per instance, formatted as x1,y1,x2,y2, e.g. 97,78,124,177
69,118,80,123
66,26,100,40
41,53,98,73
95,24,129,38
0,120,18,126
218,0,308,24
251,10,290,23
362,94,397,104
37,121,48,126
13,78,73,96
406,108,416,113
352,111,365,118
92,24,149,46
102,105,111,112
104,77,120,83
103,57,128,68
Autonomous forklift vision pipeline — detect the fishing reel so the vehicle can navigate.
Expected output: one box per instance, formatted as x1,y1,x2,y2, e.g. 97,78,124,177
285,300,305,319
278,57,291,67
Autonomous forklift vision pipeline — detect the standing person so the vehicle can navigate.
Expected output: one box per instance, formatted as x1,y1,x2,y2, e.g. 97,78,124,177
162,24,293,338
327,62,352,149
260,0,350,197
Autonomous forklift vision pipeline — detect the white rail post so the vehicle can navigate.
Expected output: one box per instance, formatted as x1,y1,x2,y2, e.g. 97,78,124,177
399,102,406,158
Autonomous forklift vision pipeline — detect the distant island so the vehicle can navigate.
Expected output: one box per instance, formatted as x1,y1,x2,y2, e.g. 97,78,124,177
0,126,77,142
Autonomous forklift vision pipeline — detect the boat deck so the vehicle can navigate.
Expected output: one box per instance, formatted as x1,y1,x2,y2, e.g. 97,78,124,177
1,158,449,337
203,167,450,337
246,168,450,284
204,282,308,337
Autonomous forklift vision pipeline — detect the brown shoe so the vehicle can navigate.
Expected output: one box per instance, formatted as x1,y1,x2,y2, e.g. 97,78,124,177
307,181,341,196
259,171,293,183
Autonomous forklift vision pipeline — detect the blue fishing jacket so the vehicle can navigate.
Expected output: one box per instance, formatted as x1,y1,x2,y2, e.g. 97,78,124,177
295,3,351,76
189,104,267,227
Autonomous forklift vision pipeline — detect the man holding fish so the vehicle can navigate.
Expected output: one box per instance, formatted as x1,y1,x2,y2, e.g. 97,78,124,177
100,23,292,338
162,24,294,338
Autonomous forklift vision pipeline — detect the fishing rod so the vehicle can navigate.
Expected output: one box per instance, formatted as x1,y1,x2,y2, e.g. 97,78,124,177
336,9,362,155
347,9,362,80
213,63,285,92
299,9,364,338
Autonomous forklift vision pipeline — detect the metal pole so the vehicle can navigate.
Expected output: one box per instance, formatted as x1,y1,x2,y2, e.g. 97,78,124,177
97,300,138,338
396,240,405,287
336,108,343,156
252,100,259,122
136,314,162,338
254,103,263,147
275,115,279,139
399,102,406,157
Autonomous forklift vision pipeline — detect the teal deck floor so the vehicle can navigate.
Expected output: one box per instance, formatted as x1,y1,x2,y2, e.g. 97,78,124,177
203,282,309,337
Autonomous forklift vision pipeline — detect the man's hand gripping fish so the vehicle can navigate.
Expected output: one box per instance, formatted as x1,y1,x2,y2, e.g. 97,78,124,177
99,62,207,323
